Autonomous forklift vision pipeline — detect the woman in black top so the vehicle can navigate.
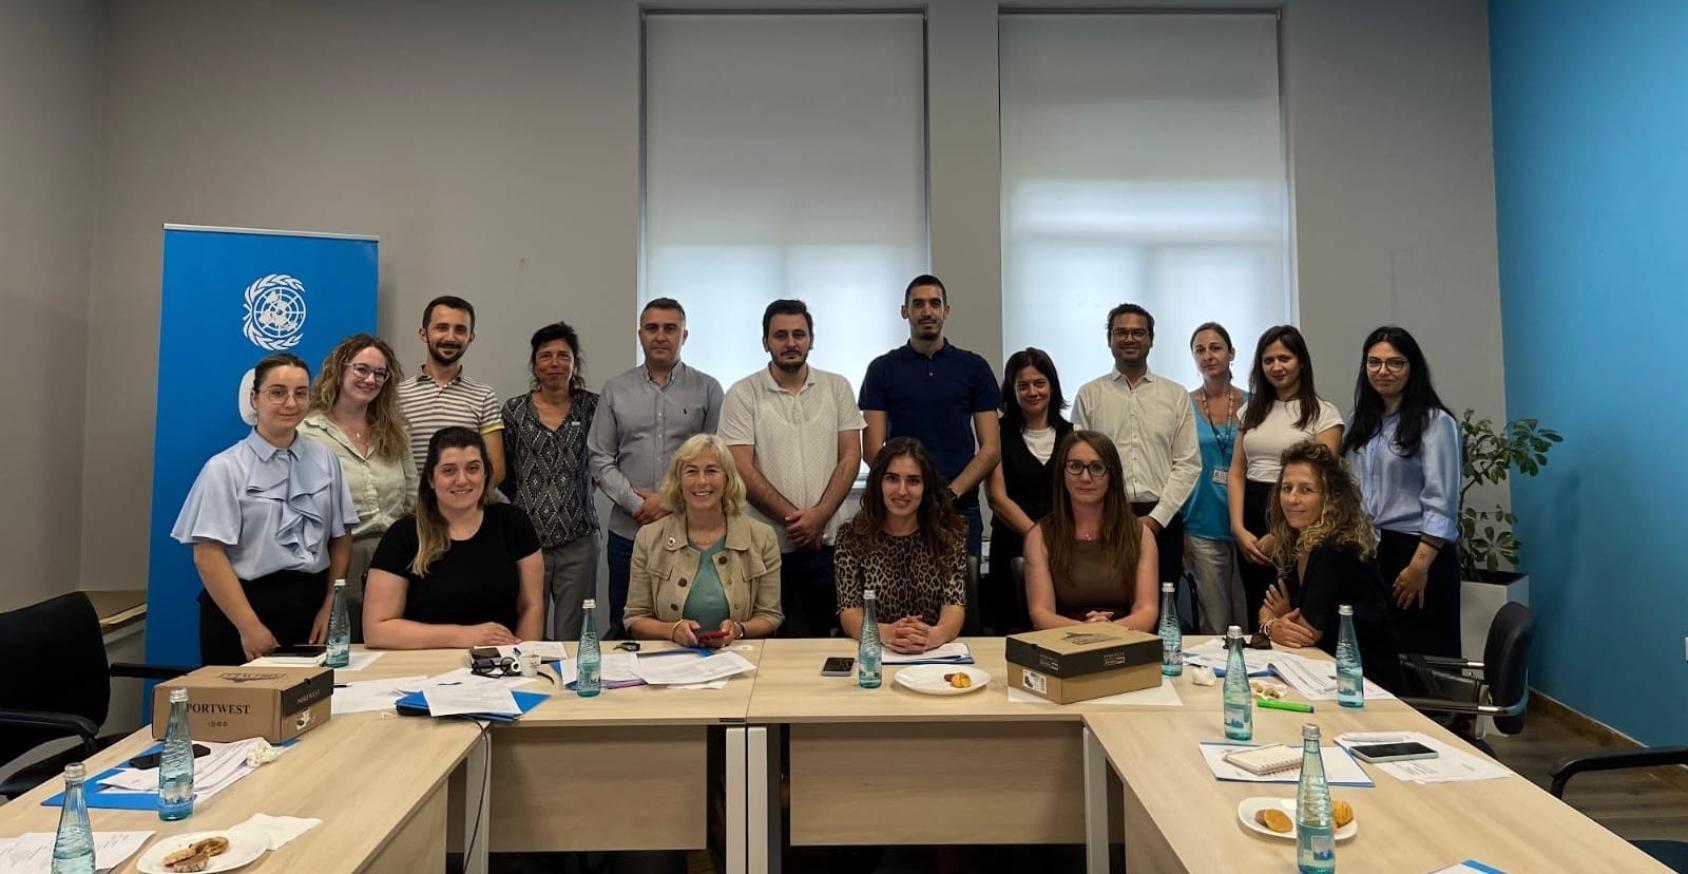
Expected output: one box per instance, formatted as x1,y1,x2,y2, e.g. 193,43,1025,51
1256,441,1403,692
364,427,544,648
985,348,1072,634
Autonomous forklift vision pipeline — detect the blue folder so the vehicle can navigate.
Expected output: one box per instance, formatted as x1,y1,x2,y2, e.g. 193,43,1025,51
42,739,299,810
394,689,548,722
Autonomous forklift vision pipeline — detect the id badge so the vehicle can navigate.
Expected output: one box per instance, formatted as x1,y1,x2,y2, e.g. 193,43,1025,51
1212,466,1229,484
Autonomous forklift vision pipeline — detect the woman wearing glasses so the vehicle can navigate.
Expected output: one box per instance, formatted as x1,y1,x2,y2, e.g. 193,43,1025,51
1343,326,1462,657
172,353,359,664
299,334,417,641
1023,431,1159,631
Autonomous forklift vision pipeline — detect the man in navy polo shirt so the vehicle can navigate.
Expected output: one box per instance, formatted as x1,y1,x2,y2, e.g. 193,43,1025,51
859,274,1001,557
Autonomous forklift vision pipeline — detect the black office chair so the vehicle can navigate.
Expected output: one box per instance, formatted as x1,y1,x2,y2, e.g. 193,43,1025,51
0,592,191,799
962,556,982,636
1550,747,1688,872
1398,601,1535,756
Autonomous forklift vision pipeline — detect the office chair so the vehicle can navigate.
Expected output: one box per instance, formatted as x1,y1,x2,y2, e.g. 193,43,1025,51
962,556,982,636
1551,747,1688,871
0,592,191,799
1398,601,1535,756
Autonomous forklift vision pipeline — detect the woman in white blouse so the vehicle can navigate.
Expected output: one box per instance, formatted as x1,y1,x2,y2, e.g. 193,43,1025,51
1227,325,1343,630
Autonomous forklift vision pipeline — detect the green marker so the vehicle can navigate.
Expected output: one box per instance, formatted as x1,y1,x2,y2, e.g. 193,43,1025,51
1257,698,1314,713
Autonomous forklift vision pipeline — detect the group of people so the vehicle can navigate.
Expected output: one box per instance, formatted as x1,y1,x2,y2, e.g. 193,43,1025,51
172,275,1462,691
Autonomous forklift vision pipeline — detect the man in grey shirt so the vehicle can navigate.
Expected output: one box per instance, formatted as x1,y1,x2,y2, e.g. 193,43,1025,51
588,297,723,636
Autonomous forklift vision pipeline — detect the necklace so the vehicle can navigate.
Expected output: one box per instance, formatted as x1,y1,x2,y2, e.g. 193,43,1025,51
1199,386,1237,460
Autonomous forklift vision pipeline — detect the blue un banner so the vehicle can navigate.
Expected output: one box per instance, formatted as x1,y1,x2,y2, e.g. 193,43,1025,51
147,225,377,667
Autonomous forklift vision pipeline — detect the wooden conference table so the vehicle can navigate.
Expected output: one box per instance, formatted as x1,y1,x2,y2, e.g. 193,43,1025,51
2,638,1666,873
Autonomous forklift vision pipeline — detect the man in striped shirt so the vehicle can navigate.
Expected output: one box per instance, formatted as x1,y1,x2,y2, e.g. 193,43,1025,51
397,295,505,491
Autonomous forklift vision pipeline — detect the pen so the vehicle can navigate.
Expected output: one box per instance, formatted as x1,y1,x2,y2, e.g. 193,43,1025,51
1258,698,1314,713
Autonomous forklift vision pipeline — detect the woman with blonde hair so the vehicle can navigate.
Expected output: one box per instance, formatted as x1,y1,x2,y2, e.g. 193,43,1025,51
1256,441,1402,690
364,427,543,648
624,433,783,646
300,333,417,639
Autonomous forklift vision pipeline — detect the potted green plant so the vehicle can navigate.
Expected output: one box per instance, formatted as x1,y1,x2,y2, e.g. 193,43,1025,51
1457,412,1562,580
1456,411,1561,659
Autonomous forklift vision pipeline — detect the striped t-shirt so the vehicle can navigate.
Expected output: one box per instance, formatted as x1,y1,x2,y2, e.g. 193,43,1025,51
397,368,503,475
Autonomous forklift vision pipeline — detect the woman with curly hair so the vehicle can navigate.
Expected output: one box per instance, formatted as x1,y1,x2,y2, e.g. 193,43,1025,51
836,437,967,654
1256,441,1402,690
300,334,417,640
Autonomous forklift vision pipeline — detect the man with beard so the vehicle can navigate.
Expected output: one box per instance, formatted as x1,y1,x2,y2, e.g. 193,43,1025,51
719,300,864,637
859,274,1000,558
1072,303,1200,599
397,295,505,490
588,297,723,636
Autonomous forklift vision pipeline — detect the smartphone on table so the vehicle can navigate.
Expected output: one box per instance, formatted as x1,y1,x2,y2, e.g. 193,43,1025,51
820,657,855,677
1350,741,1438,763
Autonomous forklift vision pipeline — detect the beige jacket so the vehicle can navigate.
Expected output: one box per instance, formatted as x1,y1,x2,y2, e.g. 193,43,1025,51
624,513,784,630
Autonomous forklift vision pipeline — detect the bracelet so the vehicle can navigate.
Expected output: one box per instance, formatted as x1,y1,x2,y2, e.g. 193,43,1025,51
733,621,747,639
670,620,685,643
1261,618,1276,639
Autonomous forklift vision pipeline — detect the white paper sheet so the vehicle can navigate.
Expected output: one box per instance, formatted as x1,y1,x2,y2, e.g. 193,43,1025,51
1182,639,1276,676
247,650,384,671
100,738,286,801
881,642,972,664
633,650,756,685
404,668,534,692
1198,742,1374,786
423,684,520,717
1266,651,1396,702
332,675,429,715
499,641,567,661
1006,677,1183,707
556,652,642,687
0,830,154,873
236,813,322,850
1335,732,1511,784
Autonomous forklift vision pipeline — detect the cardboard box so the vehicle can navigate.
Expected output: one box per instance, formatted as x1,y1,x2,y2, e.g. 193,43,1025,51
1004,624,1163,704
151,666,332,743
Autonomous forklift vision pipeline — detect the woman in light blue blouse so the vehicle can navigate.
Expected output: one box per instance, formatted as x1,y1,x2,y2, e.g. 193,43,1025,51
173,353,359,665
1343,326,1462,657
1182,323,1249,634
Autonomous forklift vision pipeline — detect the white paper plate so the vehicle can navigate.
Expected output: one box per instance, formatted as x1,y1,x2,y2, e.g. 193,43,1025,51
1237,796,1358,842
892,664,990,696
136,828,269,874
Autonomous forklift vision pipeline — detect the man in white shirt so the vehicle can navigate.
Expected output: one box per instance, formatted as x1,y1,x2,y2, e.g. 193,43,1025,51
1072,303,1201,592
719,300,864,637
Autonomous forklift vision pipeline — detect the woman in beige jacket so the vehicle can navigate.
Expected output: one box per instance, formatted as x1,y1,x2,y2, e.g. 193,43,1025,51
624,433,783,645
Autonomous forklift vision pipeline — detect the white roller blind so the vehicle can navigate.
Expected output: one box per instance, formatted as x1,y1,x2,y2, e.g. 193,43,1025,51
1000,13,1290,390
642,13,927,390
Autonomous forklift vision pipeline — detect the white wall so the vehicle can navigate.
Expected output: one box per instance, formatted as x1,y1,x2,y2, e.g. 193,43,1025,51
75,0,1505,590
1,0,98,610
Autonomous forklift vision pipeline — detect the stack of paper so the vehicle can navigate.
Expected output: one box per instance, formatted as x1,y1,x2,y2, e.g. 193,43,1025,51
101,738,289,802
557,652,645,689
498,641,567,661
1335,732,1511,784
1198,742,1374,786
634,650,756,685
1267,652,1396,702
0,831,153,873
882,642,973,665
1182,640,1274,677
248,651,384,671
332,675,428,715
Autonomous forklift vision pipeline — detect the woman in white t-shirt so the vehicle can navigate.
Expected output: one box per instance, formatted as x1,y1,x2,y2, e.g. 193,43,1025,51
1227,325,1343,629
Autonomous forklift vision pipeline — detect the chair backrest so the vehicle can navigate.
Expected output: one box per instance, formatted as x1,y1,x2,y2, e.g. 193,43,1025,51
963,556,981,636
0,592,112,768
1483,601,1535,734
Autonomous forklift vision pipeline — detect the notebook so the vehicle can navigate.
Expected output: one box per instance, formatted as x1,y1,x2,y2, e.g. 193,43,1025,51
1222,744,1302,776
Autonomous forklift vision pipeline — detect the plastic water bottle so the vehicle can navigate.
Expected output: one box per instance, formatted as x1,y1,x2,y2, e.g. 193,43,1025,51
577,598,601,697
325,578,351,668
1335,604,1364,709
857,589,882,689
1158,581,1183,676
1296,723,1336,873
51,762,95,873
1222,625,1252,741
159,687,195,821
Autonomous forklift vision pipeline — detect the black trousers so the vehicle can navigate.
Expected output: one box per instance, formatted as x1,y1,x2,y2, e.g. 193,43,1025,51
778,546,838,638
198,569,325,666
1377,529,1462,657
1131,502,1185,585
1236,480,1277,633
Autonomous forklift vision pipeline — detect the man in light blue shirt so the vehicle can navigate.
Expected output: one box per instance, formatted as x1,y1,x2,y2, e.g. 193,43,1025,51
588,298,723,636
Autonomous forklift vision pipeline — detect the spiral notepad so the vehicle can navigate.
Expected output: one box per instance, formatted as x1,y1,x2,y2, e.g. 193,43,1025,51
1222,744,1302,776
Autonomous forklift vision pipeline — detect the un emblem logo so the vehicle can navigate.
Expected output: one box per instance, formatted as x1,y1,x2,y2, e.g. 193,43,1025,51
241,273,308,351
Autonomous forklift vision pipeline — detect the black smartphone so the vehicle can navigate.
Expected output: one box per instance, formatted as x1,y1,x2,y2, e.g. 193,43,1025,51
1350,741,1438,763
129,744,210,770
272,644,326,657
821,657,855,677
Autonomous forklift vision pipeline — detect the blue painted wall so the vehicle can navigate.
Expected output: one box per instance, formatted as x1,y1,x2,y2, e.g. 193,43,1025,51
1490,0,1688,744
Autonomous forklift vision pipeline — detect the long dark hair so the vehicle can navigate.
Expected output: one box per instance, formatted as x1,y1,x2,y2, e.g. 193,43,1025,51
999,347,1068,433
841,437,966,560
1343,326,1449,457
1241,325,1321,432
1041,431,1140,590
412,426,492,576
